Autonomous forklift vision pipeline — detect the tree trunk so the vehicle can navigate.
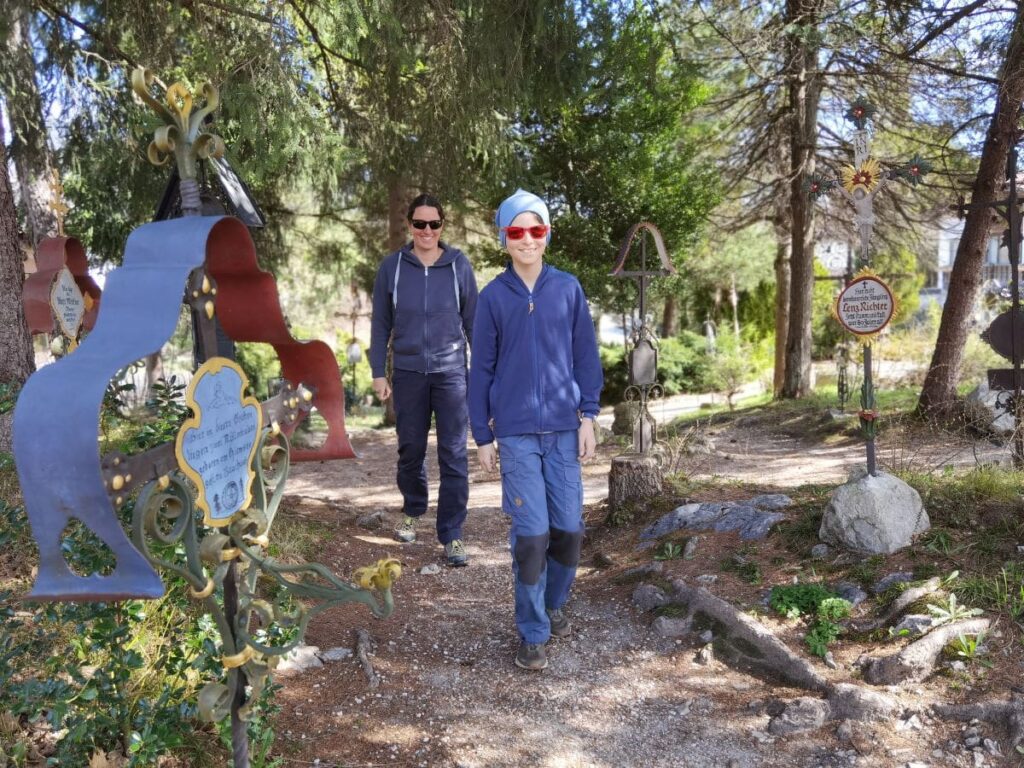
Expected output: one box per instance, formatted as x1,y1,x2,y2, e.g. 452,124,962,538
918,5,1024,414
387,176,407,253
383,176,407,426
0,113,36,449
780,0,822,399
3,8,56,246
662,294,678,338
730,273,739,338
773,219,791,397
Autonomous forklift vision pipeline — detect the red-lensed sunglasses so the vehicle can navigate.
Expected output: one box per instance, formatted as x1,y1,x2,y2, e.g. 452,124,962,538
502,224,550,240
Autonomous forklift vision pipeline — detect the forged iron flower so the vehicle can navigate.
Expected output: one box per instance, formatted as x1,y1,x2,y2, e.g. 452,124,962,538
842,157,882,195
892,155,932,186
845,98,876,129
805,173,837,201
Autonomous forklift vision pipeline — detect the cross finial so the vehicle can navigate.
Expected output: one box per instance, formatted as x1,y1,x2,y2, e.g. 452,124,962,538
46,168,70,236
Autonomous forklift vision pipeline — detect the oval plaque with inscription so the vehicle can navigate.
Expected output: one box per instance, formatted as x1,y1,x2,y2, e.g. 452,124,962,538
835,274,895,337
176,358,263,526
50,266,86,340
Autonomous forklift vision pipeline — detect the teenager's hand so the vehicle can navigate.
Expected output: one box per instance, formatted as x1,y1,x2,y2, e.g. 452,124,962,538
478,443,498,472
578,418,597,462
372,377,391,402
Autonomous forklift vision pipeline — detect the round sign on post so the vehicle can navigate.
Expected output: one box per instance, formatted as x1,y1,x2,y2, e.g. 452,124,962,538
834,270,896,341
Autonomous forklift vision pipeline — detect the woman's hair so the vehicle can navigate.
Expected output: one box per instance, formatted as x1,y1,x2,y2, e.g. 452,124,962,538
407,193,445,221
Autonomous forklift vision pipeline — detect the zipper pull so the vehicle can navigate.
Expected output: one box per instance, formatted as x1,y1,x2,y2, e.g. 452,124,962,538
528,293,534,314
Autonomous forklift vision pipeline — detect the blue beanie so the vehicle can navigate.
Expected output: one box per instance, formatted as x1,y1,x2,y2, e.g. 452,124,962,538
495,188,551,247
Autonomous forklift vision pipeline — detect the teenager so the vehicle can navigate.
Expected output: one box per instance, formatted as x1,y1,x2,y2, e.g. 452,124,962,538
469,189,603,669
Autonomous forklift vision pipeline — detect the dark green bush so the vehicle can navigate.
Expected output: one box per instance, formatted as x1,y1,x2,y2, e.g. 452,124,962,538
600,332,716,405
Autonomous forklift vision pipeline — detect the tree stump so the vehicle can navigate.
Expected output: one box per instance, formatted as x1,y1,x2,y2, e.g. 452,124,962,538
611,402,636,436
608,453,662,512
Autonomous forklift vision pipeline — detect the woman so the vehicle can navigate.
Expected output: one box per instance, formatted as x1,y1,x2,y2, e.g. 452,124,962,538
368,194,478,567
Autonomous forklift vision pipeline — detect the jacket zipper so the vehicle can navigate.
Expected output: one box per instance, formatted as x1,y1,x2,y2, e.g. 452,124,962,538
422,265,429,374
529,290,544,431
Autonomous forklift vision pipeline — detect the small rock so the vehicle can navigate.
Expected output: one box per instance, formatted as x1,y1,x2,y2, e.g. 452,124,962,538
698,629,714,644
964,736,982,748
683,537,699,560
835,720,854,743
419,564,442,575
896,714,923,732
949,660,967,673
651,616,690,638
824,651,838,669
623,562,664,578
277,644,323,674
872,572,914,594
696,644,713,665
319,647,354,662
983,738,1000,756
593,552,617,568
748,493,793,510
810,543,831,559
632,584,669,612
357,511,385,530
892,614,936,637
768,697,830,735
834,582,868,607
696,574,718,586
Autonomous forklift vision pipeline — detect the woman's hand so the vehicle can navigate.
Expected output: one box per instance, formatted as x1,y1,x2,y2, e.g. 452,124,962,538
578,418,597,462
478,443,498,472
372,377,391,402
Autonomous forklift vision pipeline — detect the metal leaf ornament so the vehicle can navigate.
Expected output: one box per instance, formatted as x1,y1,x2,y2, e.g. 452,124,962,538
132,68,226,180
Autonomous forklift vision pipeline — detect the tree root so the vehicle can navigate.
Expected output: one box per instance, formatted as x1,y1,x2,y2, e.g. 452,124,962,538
852,577,943,633
356,628,380,689
862,618,990,685
933,692,1024,749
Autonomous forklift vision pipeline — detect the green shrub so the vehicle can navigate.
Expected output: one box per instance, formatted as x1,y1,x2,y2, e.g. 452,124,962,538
769,582,851,658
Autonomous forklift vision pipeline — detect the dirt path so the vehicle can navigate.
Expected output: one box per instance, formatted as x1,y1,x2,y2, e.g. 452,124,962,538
270,420,1005,768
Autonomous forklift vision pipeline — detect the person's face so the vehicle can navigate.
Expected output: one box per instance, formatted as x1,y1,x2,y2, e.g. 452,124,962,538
408,205,443,250
505,212,548,269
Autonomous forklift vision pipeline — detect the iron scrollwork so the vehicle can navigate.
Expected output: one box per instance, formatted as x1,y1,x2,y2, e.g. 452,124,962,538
131,425,399,724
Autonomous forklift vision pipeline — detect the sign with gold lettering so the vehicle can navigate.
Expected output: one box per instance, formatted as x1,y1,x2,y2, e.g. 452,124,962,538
176,358,262,526
834,272,895,338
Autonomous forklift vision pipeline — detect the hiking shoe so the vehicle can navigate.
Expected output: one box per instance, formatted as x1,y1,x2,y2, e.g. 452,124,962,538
444,539,469,567
547,608,571,639
515,641,548,671
394,515,417,543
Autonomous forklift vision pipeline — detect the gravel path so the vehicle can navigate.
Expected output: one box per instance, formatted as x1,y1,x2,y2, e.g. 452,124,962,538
270,426,999,768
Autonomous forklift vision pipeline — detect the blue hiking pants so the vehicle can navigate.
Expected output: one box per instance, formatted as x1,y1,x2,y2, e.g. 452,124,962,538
392,368,469,544
497,431,584,644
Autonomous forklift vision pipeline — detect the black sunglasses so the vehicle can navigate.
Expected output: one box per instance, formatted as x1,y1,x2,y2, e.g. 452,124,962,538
411,219,443,230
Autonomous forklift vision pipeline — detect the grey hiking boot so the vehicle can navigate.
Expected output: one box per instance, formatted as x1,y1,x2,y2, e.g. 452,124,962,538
547,607,571,639
515,641,548,671
444,539,469,567
394,515,417,543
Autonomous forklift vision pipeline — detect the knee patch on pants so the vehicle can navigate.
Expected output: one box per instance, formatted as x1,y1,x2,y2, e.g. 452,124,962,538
548,527,582,568
514,533,549,585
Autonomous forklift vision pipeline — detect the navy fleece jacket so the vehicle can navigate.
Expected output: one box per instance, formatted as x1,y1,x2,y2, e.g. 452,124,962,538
469,263,603,446
369,243,478,377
